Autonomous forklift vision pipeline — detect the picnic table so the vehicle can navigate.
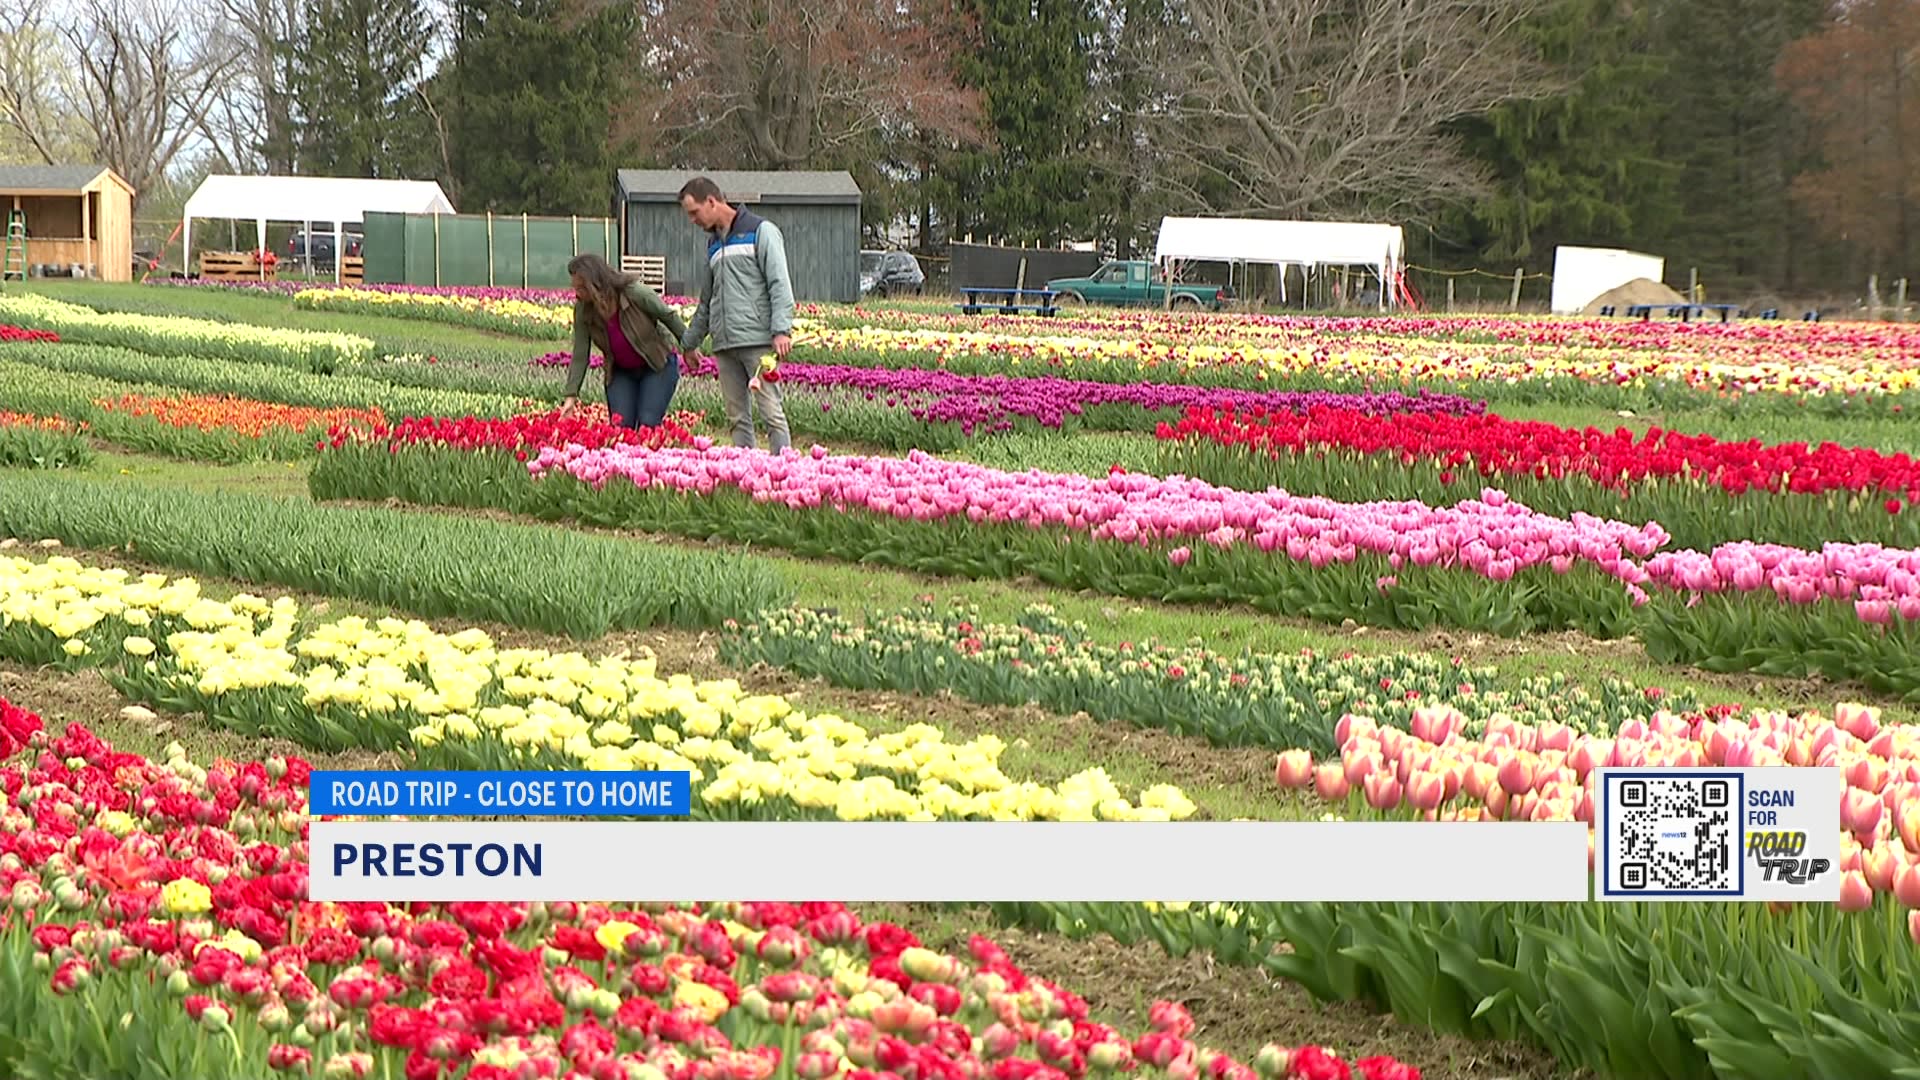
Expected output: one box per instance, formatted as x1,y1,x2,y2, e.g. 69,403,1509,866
1623,302,1742,324
959,287,1059,316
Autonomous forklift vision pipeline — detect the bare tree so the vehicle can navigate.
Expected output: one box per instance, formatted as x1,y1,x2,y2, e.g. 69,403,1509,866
1150,0,1558,221
58,0,245,194
645,0,985,169
204,0,304,172
0,5,86,164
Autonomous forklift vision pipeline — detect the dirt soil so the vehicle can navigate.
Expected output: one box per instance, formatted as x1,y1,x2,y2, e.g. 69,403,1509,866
1580,278,1685,316
878,906,1582,1080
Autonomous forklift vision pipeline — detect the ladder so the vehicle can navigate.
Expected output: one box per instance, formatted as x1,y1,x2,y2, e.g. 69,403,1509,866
1,210,24,282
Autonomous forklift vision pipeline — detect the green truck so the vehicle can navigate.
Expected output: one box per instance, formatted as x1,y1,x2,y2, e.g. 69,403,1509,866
1044,260,1230,310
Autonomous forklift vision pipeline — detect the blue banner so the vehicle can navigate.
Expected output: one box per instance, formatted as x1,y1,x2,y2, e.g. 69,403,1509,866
309,771,692,817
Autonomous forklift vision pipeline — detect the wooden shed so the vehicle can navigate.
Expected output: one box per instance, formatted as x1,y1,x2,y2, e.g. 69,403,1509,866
0,165,137,282
614,170,861,303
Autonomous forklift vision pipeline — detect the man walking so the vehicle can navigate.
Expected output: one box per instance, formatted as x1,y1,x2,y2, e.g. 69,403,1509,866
678,176,794,453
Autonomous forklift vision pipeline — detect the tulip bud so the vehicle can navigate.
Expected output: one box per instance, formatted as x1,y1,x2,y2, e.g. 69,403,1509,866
323,1052,374,1078
741,988,774,1023
795,1053,840,1080
290,1024,318,1048
166,970,193,996
266,757,289,780
1088,1043,1133,1072
259,1002,293,1032
977,1023,1020,1061
9,880,43,911
199,1002,233,1033
1251,1044,1290,1080
589,988,621,1019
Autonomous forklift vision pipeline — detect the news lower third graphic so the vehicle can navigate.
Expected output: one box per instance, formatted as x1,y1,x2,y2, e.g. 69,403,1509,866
307,818,1591,903
309,770,692,816
1594,767,1842,902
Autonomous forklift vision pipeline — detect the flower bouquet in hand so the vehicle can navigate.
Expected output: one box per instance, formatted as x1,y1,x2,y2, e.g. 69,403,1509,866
750,356,780,393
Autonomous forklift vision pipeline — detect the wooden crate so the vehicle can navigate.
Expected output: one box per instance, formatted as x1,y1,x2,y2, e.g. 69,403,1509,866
200,251,275,281
341,255,364,285
621,254,666,295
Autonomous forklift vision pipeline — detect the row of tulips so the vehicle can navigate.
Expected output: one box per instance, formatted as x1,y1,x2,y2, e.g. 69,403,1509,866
985,704,1920,1080
718,604,1701,755
149,275,696,309
0,701,1425,1080
0,293,372,374
309,438,1920,696
0,411,92,470
0,553,1196,822
1,344,532,422
1154,406,1920,551
806,304,1920,364
0,323,58,344
531,352,1485,441
294,287,578,340
0,474,790,640
785,324,1915,414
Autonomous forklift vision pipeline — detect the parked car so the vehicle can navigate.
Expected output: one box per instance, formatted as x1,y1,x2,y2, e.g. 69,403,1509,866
286,230,364,268
1045,260,1229,310
861,249,925,297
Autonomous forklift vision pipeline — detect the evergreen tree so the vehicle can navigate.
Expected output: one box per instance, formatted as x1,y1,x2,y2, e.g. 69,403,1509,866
1656,0,1830,294
447,0,635,215
284,0,436,178
1446,0,1679,272
944,0,1100,245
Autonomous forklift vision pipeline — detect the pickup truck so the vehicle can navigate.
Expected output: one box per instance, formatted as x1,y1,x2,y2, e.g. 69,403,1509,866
1045,260,1229,310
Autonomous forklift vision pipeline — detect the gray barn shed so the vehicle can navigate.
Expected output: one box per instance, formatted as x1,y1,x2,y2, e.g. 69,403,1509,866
614,170,862,304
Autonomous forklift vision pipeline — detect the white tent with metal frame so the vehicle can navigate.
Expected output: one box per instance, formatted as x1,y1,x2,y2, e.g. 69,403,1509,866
181,175,456,282
1152,216,1407,309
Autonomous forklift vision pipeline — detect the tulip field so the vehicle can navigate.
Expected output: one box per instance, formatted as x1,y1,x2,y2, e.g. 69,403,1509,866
1,278,1920,1080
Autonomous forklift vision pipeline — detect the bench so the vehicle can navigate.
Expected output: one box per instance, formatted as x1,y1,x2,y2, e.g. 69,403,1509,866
958,287,1059,316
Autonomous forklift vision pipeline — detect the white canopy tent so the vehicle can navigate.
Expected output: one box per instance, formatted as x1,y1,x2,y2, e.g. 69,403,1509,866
181,175,456,282
1152,217,1408,310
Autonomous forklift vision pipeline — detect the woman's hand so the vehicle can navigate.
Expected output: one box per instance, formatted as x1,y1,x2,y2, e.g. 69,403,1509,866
772,333,792,358
561,396,580,412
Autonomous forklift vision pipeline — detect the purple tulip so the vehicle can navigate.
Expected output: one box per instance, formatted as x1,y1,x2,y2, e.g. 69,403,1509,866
527,351,1484,427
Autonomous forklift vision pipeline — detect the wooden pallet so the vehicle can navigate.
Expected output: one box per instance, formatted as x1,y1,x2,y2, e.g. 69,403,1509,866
200,251,275,281
341,255,364,285
621,254,666,295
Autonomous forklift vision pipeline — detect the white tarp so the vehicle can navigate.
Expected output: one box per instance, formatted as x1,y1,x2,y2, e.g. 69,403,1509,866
1153,217,1406,308
182,175,455,282
1550,246,1666,314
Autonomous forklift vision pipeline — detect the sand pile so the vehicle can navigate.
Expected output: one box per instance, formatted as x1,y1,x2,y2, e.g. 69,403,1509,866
1582,278,1686,316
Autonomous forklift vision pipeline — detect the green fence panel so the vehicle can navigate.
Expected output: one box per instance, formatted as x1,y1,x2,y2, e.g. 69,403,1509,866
402,215,439,285
357,212,617,288
494,217,528,289
440,216,492,286
361,212,406,284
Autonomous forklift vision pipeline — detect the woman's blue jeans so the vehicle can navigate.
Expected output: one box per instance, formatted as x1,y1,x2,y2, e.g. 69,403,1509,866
605,357,681,428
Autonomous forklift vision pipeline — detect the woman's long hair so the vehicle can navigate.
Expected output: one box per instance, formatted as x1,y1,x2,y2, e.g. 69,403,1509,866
569,253,635,321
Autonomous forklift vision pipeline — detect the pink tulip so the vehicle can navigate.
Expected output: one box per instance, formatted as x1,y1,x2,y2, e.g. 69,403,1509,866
1495,755,1536,796
1313,764,1350,803
1893,862,1920,908
1362,772,1403,811
1862,844,1900,893
1837,870,1876,912
1405,772,1447,812
1273,751,1313,790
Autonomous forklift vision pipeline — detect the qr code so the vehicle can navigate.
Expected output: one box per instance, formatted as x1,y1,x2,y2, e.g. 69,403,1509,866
1606,775,1736,893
